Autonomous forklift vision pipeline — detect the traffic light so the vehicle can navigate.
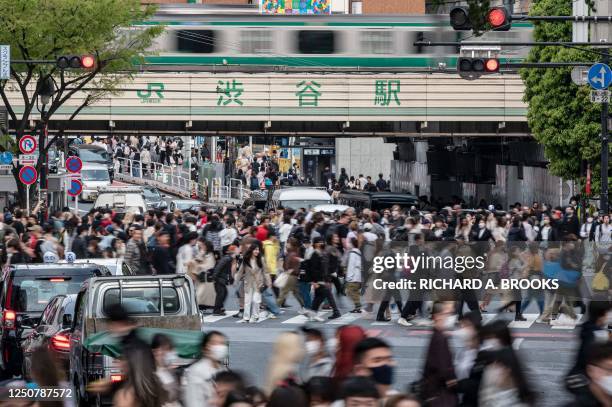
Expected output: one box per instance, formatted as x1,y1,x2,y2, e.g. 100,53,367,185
457,57,500,74
450,7,472,30
450,6,512,31
56,55,96,70
486,7,512,31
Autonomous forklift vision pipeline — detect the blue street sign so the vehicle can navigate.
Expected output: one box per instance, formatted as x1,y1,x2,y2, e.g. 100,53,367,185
0,151,13,165
587,63,612,90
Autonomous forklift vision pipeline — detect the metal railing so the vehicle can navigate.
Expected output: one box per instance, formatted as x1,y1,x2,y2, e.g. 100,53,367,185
114,157,248,204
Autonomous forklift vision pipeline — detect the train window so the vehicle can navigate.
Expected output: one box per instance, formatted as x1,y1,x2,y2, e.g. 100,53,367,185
410,32,424,54
240,30,273,54
177,30,216,53
297,31,336,54
360,31,393,54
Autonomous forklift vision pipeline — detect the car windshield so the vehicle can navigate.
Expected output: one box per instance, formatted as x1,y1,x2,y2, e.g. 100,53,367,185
10,275,89,313
82,169,110,181
175,202,198,210
102,287,180,315
79,149,108,162
144,188,161,200
281,199,331,210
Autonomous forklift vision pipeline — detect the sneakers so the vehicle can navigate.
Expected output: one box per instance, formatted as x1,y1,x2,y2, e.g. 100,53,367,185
397,317,414,327
238,319,249,324
269,314,278,319
515,314,527,322
328,313,342,320
309,314,326,322
249,317,259,323
233,311,244,319
350,308,362,314
212,311,226,316
298,307,307,315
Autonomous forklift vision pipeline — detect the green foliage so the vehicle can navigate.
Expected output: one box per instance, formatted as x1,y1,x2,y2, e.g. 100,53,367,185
0,0,163,203
520,0,604,195
0,0,163,130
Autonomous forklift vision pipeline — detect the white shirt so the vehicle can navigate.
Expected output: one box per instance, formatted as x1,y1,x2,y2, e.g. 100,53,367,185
279,223,293,243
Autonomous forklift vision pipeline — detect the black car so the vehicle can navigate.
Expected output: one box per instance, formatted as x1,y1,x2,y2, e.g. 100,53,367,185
21,294,76,379
0,264,111,378
68,144,114,181
143,186,168,210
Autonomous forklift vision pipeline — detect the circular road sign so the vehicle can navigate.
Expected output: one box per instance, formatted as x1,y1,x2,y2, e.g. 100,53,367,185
65,156,83,173
0,151,13,165
19,135,37,154
19,165,38,185
587,63,612,90
67,179,83,197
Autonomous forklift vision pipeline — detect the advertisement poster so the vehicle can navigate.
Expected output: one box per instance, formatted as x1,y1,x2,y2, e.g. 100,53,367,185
260,0,331,15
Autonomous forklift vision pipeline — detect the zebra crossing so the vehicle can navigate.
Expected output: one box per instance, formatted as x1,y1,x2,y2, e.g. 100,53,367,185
202,309,584,331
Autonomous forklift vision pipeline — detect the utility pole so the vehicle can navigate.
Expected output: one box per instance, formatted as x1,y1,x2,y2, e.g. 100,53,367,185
601,48,609,213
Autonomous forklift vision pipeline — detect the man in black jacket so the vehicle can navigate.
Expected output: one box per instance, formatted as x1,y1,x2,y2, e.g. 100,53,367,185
306,237,341,322
212,245,239,316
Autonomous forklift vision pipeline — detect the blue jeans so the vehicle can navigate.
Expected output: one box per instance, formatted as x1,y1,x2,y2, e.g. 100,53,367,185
298,281,312,309
262,288,281,316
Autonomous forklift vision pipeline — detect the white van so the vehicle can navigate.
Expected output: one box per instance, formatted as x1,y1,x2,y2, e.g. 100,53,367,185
93,186,147,214
80,163,111,201
272,188,333,210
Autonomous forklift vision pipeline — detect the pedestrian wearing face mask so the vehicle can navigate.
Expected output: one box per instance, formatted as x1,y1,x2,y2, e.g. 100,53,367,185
152,333,181,407
420,301,458,407
478,348,535,407
301,327,333,382
565,343,612,406
567,301,611,384
182,330,229,407
347,337,398,403
581,216,597,273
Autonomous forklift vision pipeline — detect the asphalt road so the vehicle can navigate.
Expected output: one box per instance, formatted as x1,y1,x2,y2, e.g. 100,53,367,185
205,294,577,406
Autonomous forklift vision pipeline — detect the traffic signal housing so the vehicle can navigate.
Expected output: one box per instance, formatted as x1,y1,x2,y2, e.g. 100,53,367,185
450,7,472,30
487,7,512,31
457,57,500,73
56,55,96,70
450,6,512,31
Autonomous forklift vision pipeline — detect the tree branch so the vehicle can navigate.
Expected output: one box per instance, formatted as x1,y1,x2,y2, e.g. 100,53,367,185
0,84,17,124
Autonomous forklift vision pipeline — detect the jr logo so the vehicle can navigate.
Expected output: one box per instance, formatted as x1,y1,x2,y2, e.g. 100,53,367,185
137,83,165,103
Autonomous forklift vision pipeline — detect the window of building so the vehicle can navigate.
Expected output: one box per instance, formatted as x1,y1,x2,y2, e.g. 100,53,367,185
297,31,336,54
351,1,362,14
360,30,393,54
177,30,216,53
240,30,273,54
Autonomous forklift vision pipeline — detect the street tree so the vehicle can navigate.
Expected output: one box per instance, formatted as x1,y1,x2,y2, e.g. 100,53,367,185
0,0,163,206
520,0,604,197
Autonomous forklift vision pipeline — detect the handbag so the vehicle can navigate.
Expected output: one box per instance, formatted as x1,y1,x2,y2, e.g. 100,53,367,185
592,264,610,291
273,271,290,289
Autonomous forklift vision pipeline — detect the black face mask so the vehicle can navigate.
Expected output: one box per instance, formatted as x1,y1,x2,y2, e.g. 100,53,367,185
370,364,394,385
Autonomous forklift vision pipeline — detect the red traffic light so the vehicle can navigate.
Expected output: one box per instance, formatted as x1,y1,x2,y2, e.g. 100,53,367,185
487,7,511,30
81,55,95,69
56,55,96,70
485,58,500,72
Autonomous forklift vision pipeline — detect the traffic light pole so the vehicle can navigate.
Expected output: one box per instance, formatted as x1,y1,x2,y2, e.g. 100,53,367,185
601,48,609,213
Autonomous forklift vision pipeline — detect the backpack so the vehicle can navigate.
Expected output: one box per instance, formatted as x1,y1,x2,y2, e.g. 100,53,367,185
593,264,610,291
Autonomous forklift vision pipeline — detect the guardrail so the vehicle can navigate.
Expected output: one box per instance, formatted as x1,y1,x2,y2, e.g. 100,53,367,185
114,158,248,205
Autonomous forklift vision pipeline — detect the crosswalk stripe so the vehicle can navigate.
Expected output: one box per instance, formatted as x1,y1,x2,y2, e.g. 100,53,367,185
551,314,583,330
508,313,539,329
282,315,310,324
327,312,362,325
202,311,239,323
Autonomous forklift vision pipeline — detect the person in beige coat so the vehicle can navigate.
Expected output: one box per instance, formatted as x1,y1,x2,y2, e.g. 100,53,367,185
234,242,271,323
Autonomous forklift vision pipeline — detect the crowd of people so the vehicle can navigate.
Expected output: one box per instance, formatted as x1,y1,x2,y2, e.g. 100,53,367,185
0,136,611,406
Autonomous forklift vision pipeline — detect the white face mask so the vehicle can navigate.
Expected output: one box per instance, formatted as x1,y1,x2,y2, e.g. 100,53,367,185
326,337,338,354
164,350,177,367
587,218,594,223
454,327,472,344
597,375,612,395
305,340,321,356
593,329,609,344
481,339,502,351
209,344,228,361
443,314,457,330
